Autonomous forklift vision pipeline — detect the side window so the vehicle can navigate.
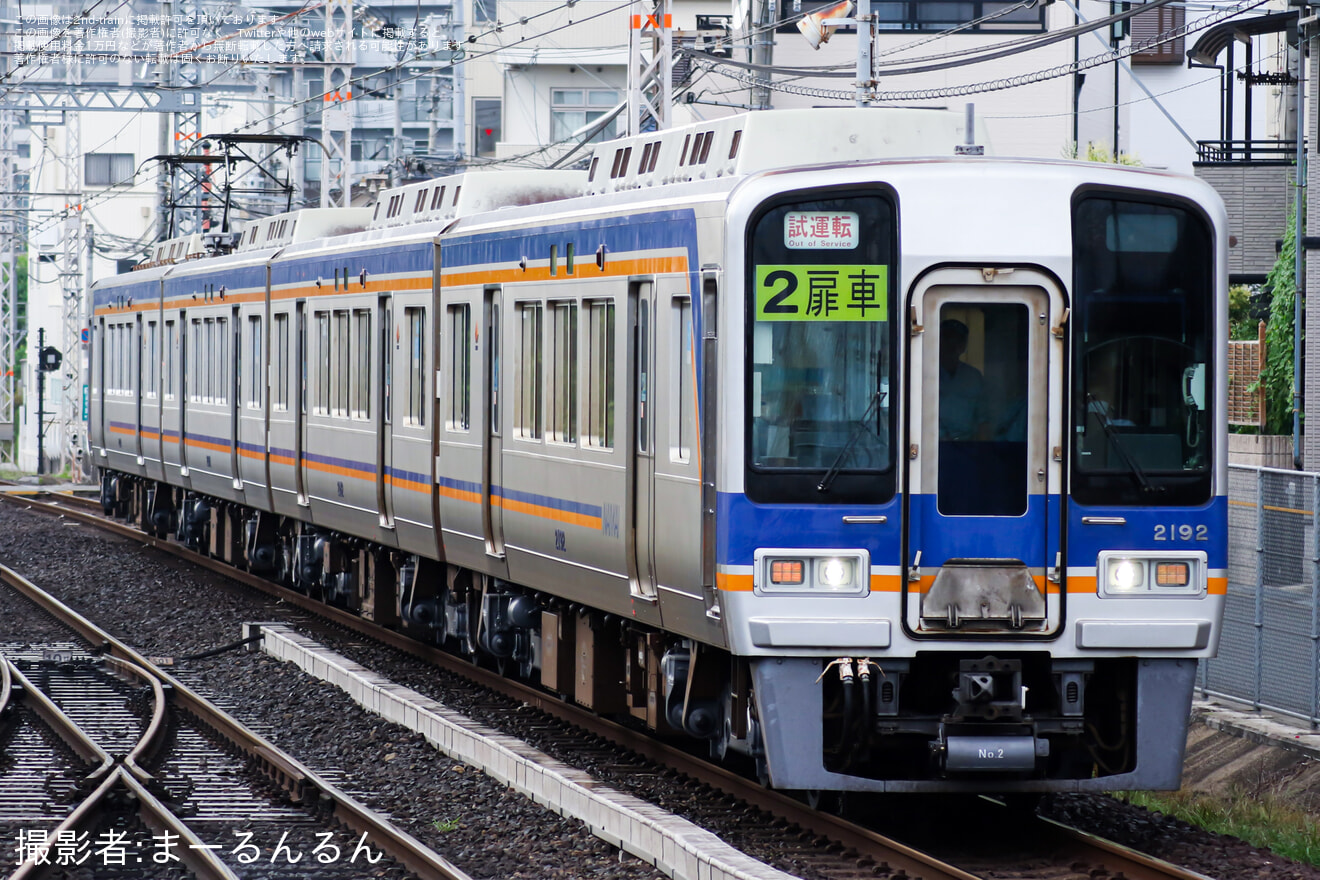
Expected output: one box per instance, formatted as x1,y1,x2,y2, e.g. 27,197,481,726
315,311,330,414
448,303,471,430
671,297,693,462
190,319,202,402
203,318,215,403
637,300,650,453
352,309,371,419
248,315,262,408
145,321,157,398
333,309,350,417
548,300,577,444
273,313,289,411
215,316,228,405
406,306,426,425
584,300,615,450
515,302,543,440
164,320,176,399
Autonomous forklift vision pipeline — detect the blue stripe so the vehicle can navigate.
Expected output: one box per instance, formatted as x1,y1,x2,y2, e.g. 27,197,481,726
437,474,482,496
304,450,377,476
717,492,902,566
271,241,432,287
164,264,267,299
389,465,430,485
495,485,602,519
1067,498,1227,568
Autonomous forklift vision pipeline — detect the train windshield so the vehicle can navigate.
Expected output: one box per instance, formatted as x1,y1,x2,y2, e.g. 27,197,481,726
745,191,896,504
1072,195,1213,506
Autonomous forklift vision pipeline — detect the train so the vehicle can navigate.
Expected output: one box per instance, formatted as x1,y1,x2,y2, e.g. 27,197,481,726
89,106,1228,794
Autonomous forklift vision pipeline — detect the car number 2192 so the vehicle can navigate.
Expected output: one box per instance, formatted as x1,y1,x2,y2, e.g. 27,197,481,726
1153,524,1208,541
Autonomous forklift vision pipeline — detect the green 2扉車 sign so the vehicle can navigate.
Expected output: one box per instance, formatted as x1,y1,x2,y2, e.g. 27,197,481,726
754,264,888,322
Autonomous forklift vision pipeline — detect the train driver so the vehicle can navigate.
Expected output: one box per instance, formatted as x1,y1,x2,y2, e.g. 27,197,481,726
938,318,989,441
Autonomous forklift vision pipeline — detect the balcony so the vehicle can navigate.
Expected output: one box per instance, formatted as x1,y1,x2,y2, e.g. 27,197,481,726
1195,140,1298,164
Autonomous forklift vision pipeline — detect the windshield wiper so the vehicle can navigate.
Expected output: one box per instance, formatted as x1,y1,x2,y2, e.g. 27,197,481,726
817,391,887,493
1085,393,1163,494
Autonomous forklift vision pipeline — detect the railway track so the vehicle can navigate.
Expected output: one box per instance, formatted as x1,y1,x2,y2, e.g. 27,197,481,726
0,553,473,880
1,487,1223,880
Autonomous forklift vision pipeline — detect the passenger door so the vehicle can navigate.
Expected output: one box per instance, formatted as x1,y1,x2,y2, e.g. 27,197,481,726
377,295,394,529
483,286,505,558
905,267,1064,636
629,281,658,602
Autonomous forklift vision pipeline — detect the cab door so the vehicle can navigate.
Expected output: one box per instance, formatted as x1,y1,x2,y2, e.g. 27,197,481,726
905,267,1065,636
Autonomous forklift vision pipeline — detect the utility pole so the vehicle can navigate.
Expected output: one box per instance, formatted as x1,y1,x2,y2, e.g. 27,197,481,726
321,0,356,207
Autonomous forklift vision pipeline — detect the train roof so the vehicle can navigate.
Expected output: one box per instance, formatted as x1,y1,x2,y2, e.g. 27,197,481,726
367,168,589,231
581,107,991,196
235,207,375,252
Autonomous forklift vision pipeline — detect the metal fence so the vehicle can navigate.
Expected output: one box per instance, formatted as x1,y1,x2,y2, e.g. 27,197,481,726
1199,465,1320,725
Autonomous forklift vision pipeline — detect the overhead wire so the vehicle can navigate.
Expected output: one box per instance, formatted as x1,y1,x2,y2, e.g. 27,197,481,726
695,0,1269,102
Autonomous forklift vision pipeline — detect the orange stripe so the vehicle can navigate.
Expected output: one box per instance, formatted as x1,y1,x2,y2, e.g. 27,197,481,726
870,574,902,592
386,475,431,493
272,275,431,301
717,572,754,592
495,496,602,529
1067,575,1226,595
438,484,482,505
184,437,230,454
441,255,690,288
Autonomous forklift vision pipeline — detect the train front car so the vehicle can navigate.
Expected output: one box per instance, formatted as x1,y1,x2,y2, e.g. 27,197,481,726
721,160,1227,793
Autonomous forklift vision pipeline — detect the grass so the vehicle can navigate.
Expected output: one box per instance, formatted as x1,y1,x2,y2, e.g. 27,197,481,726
1116,789,1320,866
431,818,461,833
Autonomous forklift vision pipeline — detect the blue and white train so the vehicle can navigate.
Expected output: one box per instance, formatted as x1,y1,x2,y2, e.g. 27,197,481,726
90,107,1227,793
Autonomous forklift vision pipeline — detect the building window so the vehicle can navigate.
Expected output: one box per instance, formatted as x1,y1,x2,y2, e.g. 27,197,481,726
782,0,1045,33
474,98,501,157
551,90,620,143
1130,3,1185,65
474,0,496,23
85,153,134,186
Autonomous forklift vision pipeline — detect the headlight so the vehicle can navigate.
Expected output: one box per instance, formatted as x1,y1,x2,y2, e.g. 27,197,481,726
755,549,869,596
818,558,854,588
1098,551,1205,597
1108,558,1144,591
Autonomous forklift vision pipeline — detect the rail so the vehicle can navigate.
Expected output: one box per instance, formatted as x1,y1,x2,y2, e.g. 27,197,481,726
0,557,475,880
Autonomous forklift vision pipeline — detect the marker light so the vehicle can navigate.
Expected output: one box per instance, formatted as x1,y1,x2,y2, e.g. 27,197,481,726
770,559,805,585
1155,562,1191,587
818,557,854,588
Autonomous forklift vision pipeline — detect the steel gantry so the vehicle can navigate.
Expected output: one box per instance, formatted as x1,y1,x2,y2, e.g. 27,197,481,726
627,0,673,135
321,0,355,207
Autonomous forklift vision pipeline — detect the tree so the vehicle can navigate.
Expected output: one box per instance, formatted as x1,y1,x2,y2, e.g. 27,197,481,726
1260,207,1300,436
